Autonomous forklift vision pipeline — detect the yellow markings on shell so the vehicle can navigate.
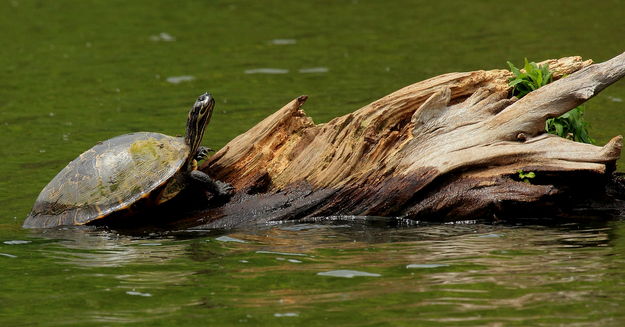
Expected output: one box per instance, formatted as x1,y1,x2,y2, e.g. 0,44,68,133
129,138,161,159
129,137,182,166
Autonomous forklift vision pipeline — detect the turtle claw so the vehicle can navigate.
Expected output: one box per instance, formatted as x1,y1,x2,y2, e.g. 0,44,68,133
188,170,234,198
216,181,235,197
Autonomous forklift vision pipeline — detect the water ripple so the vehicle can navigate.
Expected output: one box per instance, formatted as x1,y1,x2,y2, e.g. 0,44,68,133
299,67,329,73
216,236,247,243
244,68,289,74
270,39,296,45
166,75,195,84
317,270,381,278
149,32,175,42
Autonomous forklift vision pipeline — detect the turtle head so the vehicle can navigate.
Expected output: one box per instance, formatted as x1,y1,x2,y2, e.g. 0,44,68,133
184,93,215,154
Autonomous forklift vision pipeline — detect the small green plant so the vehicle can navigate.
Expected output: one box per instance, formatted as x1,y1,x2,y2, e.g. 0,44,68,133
507,58,552,98
545,105,594,143
507,59,594,144
517,169,536,184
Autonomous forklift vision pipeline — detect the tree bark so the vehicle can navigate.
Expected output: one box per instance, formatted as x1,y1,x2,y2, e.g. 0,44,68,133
178,53,625,229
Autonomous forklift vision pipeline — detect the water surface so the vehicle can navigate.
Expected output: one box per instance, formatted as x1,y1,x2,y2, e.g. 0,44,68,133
1,0,625,325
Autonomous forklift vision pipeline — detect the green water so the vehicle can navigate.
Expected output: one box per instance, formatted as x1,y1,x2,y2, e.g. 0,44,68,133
2,0,625,325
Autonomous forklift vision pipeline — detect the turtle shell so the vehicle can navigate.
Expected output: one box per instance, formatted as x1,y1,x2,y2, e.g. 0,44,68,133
24,132,190,228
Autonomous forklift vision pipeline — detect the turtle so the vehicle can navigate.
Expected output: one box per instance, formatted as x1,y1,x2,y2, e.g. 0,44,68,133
23,93,233,228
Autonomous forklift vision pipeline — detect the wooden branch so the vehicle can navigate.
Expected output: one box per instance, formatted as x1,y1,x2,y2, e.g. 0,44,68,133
186,53,625,229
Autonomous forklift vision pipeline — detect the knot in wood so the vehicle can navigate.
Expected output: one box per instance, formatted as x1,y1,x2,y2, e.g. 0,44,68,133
516,132,527,142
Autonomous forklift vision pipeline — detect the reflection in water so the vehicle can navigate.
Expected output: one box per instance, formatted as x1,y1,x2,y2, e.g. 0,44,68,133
202,221,620,325
17,227,215,324
30,227,188,267
5,219,624,326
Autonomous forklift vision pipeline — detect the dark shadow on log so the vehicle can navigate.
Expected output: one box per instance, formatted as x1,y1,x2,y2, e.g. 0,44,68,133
89,173,625,235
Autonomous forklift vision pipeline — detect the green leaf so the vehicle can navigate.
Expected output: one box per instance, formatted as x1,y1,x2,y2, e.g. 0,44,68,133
507,61,522,76
555,123,564,136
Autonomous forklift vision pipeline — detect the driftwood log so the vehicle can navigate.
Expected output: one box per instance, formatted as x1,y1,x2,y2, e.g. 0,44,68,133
106,52,625,231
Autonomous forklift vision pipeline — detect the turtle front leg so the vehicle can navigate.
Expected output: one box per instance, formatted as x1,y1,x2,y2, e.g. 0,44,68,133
194,146,214,162
189,170,235,197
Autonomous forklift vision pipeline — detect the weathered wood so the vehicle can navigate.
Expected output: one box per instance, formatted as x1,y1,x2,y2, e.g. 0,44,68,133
181,53,625,229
